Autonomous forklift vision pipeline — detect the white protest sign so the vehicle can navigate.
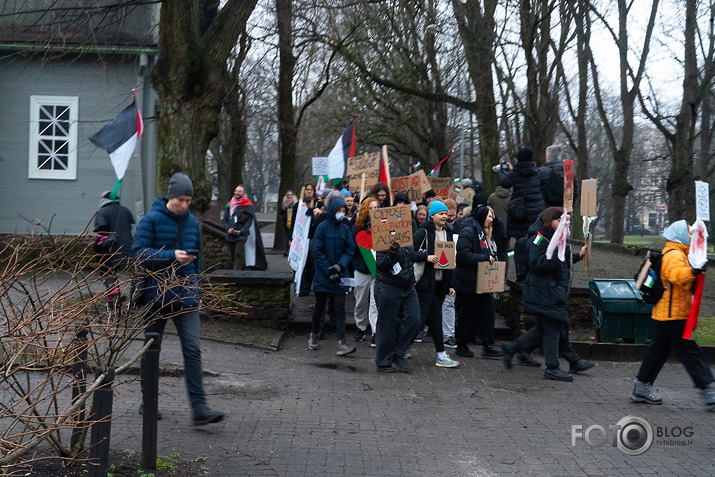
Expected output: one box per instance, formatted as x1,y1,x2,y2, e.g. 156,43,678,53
312,157,329,176
288,202,312,293
695,180,710,221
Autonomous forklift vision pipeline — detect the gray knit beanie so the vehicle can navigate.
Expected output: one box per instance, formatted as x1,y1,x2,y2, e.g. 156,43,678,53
168,173,194,198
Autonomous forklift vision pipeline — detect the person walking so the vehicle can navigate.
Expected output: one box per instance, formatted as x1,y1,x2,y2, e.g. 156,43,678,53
630,220,714,409
133,173,224,425
412,200,460,368
308,197,356,356
94,191,134,305
453,205,504,359
352,196,379,342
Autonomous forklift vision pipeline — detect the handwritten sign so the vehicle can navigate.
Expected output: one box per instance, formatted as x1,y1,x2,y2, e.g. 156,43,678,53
434,241,455,269
580,179,597,216
369,205,413,251
695,180,710,221
391,170,432,203
346,152,381,193
428,177,452,199
312,157,329,176
476,261,505,293
563,160,574,212
449,184,475,206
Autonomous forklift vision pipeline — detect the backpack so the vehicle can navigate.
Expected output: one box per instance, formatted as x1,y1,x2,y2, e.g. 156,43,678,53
544,165,564,206
634,249,674,304
513,235,531,281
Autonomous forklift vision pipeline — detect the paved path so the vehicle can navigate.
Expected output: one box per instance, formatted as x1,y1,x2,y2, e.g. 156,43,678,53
106,331,715,476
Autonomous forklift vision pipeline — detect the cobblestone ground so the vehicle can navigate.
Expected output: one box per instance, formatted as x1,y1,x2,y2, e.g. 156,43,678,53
102,332,715,476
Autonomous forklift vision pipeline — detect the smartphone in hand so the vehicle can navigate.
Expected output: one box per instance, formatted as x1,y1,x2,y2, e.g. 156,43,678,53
184,249,199,256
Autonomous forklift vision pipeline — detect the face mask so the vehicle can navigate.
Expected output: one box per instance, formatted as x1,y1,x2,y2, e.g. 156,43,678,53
335,212,346,221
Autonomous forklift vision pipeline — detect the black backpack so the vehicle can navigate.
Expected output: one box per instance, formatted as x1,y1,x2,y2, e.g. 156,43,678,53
544,166,564,206
634,249,674,304
514,235,531,281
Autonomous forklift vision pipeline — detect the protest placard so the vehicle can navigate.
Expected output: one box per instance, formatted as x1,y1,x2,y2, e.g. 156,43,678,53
391,170,431,203
476,261,505,293
434,241,456,269
428,176,452,199
369,205,413,251
449,184,474,206
288,201,312,293
563,160,575,212
312,157,329,176
346,152,381,192
696,180,710,221
580,179,597,216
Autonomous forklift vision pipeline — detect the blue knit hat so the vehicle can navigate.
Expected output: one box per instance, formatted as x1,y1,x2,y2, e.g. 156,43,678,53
429,200,448,216
341,188,352,197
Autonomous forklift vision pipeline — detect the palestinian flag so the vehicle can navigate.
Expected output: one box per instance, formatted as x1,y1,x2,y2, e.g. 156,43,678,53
90,95,143,199
327,122,356,180
356,229,376,276
533,233,544,246
427,153,450,177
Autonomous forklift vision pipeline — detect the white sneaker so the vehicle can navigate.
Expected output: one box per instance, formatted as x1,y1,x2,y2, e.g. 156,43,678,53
436,355,460,368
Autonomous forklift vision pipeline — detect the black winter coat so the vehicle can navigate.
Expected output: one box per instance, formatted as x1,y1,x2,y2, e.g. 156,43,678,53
311,198,354,293
376,245,416,288
412,219,454,292
522,219,578,322
539,159,580,207
499,161,545,239
453,217,497,295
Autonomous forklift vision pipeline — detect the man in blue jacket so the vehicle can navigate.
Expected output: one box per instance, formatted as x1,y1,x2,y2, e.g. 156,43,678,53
133,173,224,425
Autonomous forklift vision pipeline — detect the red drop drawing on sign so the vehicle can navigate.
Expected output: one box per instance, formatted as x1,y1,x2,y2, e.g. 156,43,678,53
438,251,449,268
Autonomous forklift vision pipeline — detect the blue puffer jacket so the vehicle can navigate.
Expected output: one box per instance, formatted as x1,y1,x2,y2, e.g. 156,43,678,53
132,196,201,310
311,198,355,293
453,216,497,295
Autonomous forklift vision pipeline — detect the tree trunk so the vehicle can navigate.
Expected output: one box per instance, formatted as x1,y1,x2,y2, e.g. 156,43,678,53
274,0,297,251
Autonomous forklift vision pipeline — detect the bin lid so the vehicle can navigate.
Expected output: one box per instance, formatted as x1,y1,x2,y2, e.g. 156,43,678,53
589,279,642,301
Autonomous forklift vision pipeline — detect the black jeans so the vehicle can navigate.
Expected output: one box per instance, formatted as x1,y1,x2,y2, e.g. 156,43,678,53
455,293,495,347
417,286,447,353
375,281,420,367
516,318,580,364
636,319,714,389
300,250,315,295
311,292,346,340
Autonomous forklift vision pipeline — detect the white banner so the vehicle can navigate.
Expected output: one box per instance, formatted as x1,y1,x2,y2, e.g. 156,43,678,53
288,202,312,293
312,156,329,176
695,180,710,222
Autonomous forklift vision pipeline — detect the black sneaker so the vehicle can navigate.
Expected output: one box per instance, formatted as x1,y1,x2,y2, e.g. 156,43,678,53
544,367,573,382
193,408,225,426
393,356,412,373
139,403,162,420
370,335,376,347
455,345,474,358
482,344,504,359
502,341,518,370
569,359,595,373
516,353,541,367
353,329,366,342
443,336,457,348
377,365,396,373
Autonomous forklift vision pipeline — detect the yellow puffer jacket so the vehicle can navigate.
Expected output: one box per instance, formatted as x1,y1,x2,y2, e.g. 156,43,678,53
652,242,696,321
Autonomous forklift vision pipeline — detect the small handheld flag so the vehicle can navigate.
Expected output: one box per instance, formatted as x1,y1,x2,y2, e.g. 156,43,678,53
89,90,143,200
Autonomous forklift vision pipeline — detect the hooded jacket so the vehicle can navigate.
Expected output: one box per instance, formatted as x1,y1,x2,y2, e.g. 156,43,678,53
132,196,201,310
487,186,512,225
311,198,354,293
376,245,416,288
499,161,545,239
652,242,697,321
453,216,496,295
94,198,135,257
412,218,455,292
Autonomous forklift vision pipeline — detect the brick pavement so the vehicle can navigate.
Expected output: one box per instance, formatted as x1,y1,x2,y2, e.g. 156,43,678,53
106,331,715,476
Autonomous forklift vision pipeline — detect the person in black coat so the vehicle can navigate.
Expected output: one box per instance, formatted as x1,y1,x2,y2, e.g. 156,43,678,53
412,201,460,368
502,207,592,382
94,191,135,302
499,147,546,239
453,206,504,359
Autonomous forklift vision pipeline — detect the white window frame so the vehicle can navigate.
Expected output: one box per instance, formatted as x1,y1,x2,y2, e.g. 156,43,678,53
28,95,78,180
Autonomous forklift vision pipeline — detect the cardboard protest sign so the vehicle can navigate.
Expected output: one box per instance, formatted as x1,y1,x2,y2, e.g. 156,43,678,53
312,157,329,176
580,179,597,216
434,241,456,269
563,160,575,212
369,205,413,251
476,261,505,293
428,177,452,199
449,184,474,206
391,170,431,203
695,180,710,221
346,152,381,193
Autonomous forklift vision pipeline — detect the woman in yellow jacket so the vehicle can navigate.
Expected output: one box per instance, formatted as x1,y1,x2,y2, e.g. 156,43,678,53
631,220,714,410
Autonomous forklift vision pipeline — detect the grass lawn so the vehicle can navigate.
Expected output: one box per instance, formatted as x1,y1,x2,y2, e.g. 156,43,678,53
692,316,715,346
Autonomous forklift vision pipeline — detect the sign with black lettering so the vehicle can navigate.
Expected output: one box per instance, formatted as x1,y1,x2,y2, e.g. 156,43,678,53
347,152,381,193
428,177,452,199
476,261,505,293
369,205,413,251
390,170,431,203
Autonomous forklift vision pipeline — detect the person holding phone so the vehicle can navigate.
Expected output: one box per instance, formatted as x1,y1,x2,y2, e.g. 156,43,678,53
133,173,224,426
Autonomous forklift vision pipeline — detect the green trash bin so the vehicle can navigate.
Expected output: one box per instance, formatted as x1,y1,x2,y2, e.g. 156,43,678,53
589,279,654,344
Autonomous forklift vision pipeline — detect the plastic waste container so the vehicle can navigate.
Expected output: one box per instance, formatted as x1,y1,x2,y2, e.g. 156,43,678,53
589,279,654,344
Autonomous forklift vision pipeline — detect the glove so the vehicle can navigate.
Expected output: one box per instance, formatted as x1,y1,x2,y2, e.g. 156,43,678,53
329,264,342,282
692,266,706,276
389,240,400,253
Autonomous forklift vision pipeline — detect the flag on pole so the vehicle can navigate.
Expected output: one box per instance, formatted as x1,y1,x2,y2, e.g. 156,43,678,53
89,92,143,199
326,122,356,180
427,153,451,177
379,145,393,203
